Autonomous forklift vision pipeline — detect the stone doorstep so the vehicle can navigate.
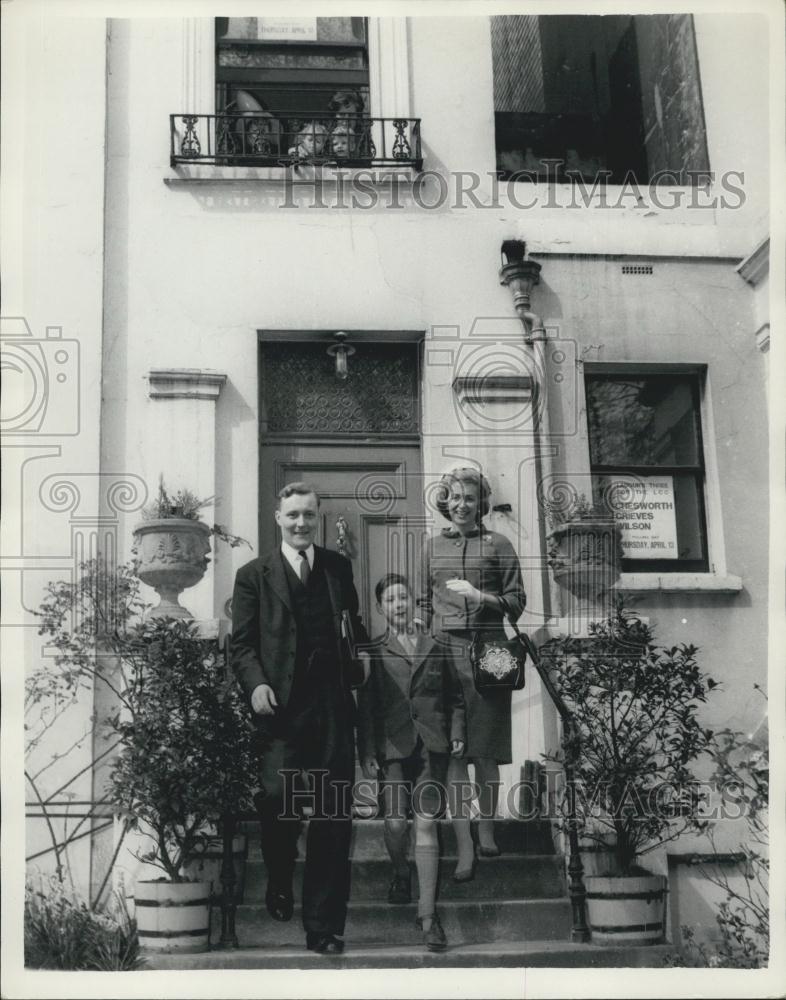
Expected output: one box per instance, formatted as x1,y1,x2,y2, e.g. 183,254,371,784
241,854,566,901
214,899,574,948
236,817,558,858
143,940,674,970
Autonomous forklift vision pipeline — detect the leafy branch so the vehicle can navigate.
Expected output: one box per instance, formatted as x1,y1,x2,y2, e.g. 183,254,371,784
542,600,718,874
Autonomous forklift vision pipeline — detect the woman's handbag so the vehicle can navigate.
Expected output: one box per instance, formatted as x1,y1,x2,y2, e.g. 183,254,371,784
470,599,539,693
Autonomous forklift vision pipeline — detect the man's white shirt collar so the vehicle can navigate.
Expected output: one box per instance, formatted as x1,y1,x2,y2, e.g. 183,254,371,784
281,541,314,576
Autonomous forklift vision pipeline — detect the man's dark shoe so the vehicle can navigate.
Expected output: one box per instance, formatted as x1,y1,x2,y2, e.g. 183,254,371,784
265,883,294,922
388,874,411,904
306,932,345,954
416,912,448,952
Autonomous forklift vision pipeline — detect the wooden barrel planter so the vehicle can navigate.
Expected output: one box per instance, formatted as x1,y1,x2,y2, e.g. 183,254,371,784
135,880,211,953
585,874,667,946
182,835,248,902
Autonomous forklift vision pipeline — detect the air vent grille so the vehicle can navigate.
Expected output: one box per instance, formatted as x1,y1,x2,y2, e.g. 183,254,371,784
621,264,654,275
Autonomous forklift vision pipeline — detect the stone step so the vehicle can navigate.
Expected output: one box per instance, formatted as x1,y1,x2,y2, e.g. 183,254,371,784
237,817,556,859
218,898,573,947
145,939,673,970
242,854,565,902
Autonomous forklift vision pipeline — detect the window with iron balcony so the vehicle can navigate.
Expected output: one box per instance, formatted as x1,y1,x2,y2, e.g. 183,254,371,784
170,16,422,171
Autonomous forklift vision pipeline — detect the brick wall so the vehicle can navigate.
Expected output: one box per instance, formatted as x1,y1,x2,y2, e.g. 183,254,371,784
636,14,710,176
490,15,545,112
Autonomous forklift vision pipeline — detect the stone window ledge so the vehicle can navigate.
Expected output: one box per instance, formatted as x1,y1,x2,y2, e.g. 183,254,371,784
164,165,419,186
615,573,742,594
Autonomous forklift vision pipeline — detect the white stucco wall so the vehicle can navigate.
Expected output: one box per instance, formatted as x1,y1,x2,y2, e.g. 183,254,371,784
3,11,109,901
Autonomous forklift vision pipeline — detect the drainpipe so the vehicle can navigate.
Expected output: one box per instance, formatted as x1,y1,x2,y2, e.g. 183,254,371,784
499,241,589,943
498,241,561,620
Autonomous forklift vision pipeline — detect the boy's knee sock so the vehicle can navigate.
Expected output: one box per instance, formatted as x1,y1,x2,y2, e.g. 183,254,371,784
415,842,440,918
384,821,410,879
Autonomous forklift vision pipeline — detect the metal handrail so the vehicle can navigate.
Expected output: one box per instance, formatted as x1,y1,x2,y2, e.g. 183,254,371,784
524,634,590,942
169,113,423,170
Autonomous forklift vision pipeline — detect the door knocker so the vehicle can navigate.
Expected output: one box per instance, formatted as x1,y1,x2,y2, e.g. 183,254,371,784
335,515,353,558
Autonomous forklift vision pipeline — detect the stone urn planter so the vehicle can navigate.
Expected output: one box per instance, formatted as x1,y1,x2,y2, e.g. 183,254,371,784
547,516,623,617
132,518,211,619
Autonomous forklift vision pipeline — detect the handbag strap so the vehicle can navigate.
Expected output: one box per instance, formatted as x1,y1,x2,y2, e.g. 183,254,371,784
498,597,540,665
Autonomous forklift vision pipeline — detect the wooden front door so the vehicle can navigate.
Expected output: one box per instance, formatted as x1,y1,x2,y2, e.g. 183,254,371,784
258,338,425,638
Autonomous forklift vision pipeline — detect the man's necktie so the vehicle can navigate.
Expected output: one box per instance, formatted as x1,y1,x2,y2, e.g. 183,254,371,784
298,550,310,586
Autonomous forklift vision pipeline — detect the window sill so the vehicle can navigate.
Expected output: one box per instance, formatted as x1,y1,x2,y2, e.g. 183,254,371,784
614,573,742,594
164,164,419,186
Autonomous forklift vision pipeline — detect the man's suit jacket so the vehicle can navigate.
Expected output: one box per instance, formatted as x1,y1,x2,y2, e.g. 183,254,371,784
231,545,368,724
357,631,466,763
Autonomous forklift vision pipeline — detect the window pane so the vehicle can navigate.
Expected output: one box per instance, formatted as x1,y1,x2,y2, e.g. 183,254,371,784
216,16,369,116
586,376,701,467
491,14,709,183
218,48,367,71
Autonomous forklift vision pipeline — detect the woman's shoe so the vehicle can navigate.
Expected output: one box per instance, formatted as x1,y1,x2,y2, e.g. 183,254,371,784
416,912,447,952
452,855,477,883
477,844,501,858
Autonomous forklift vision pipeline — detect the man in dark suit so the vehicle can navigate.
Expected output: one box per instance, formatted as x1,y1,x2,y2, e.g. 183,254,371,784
231,482,369,955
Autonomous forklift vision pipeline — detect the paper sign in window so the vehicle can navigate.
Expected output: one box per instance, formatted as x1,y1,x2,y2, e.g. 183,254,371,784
612,476,679,559
257,18,318,42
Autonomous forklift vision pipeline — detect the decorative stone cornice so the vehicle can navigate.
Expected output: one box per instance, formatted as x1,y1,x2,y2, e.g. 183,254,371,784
147,368,227,400
452,374,533,407
737,236,769,287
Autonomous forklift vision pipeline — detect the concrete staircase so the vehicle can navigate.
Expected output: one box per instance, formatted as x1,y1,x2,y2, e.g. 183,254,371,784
145,817,670,969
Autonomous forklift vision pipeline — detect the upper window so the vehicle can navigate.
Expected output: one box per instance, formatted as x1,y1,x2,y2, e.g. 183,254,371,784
214,16,371,162
585,370,709,573
491,14,710,184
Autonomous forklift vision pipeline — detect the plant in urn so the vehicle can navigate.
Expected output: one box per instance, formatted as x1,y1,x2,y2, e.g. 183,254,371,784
132,479,249,619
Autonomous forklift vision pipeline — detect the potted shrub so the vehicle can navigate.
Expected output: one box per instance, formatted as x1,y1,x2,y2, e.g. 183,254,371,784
546,493,623,615
541,601,717,946
34,561,256,954
132,478,249,619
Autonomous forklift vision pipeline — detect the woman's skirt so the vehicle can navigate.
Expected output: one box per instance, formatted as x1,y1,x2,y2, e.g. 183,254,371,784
439,630,512,765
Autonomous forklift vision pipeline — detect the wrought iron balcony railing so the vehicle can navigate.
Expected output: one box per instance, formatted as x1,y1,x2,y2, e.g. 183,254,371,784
170,113,422,170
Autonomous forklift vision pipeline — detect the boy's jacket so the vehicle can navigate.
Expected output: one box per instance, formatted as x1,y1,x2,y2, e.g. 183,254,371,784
357,629,466,762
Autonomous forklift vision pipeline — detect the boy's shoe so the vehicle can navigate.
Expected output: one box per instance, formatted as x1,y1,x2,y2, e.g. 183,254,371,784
388,874,411,904
416,912,447,952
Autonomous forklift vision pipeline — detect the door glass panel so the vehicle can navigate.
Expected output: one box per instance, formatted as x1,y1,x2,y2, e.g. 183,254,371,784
261,341,419,436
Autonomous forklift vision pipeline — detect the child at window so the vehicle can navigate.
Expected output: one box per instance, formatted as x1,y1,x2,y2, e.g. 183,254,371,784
329,123,353,160
287,121,328,161
358,573,466,953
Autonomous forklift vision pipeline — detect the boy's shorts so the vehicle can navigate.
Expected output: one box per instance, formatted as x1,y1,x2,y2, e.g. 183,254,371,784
380,739,449,819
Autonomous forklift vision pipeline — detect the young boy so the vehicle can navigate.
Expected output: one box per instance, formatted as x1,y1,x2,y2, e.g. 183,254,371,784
287,121,328,161
358,573,466,952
